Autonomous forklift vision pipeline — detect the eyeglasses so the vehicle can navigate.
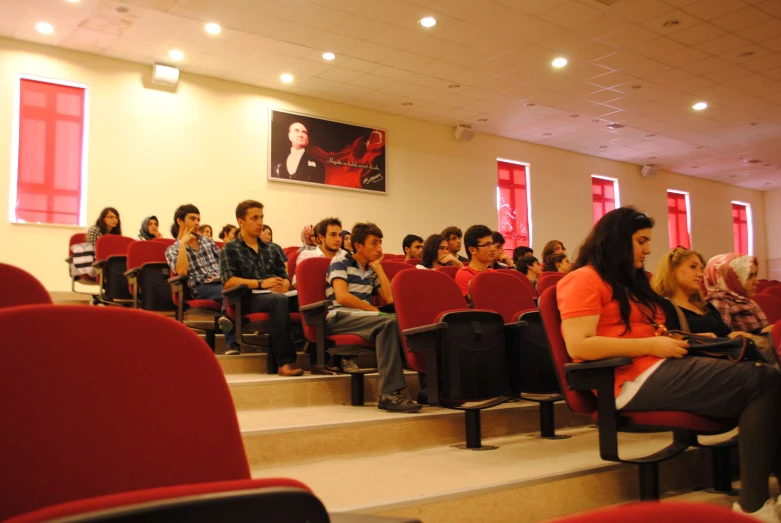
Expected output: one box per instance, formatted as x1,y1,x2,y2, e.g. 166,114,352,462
476,242,494,249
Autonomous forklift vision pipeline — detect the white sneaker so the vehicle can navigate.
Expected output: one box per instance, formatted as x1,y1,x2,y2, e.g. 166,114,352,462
733,499,781,522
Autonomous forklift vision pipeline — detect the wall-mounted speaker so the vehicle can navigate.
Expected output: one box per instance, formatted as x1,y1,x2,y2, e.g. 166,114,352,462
641,164,658,178
454,124,476,142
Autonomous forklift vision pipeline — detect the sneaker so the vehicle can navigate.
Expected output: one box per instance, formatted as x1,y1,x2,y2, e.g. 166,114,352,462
341,357,359,373
218,316,233,334
378,392,422,413
733,500,780,522
224,346,241,356
278,364,305,377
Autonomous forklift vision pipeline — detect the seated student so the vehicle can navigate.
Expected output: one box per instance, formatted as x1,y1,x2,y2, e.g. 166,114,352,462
489,231,515,269
416,234,464,270
454,225,496,301
292,218,344,286
441,226,468,263
541,239,566,266
325,222,422,413
516,255,543,286
219,200,304,377
138,216,162,240
165,204,237,354
299,224,317,252
513,245,533,266
261,224,288,266
544,253,572,274
200,224,213,239
403,234,424,262
558,207,781,522
219,224,237,242
86,207,122,248
705,253,773,336
341,230,352,253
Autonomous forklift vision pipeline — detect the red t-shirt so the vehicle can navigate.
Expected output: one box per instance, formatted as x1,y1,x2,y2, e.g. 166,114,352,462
557,266,665,397
455,266,495,298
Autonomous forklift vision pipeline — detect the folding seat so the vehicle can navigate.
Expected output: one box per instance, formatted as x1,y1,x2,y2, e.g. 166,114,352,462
92,236,136,305
470,271,568,439
296,257,377,405
538,286,737,500
66,233,99,298
0,305,412,523
435,265,459,279
124,241,176,312
752,293,781,324
536,271,566,295
0,263,52,308
168,271,222,351
394,269,518,449
496,268,537,297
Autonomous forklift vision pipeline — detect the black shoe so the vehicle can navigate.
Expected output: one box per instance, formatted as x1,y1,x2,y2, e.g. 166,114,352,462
224,346,241,356
378,392,422,413
218,316,233,334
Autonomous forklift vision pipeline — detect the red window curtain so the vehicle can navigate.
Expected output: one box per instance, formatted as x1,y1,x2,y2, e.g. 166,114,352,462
15,78,85,225
497,161,529,251
732,203,749,255
592,177,616,224
667,192,691,249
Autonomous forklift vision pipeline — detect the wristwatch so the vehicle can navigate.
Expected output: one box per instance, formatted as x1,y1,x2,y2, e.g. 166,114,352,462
257,279,263,289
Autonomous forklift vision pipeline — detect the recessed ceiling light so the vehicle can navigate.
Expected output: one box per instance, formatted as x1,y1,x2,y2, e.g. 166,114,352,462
746,159,761,164
280,73,294,83
525,103,536,107
478,118,488,122
607,123,624,129
205,22,221,35
419,17,437,28
551,57,568,68
35,22,54,34
631,85,642,89
662,19,680,27
66,0,80,3
402,102,413,106
448,84,460,89
322,51,336,61
738,51,754,58
543,132,552,136
692,101,708,110
168,49,184,61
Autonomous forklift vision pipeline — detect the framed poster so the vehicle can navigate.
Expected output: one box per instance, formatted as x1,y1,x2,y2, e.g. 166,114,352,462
268,109,386,194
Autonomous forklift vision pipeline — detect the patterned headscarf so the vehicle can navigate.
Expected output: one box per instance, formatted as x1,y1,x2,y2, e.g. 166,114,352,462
301,225,315,246
704,253,757,296
138,215,158,241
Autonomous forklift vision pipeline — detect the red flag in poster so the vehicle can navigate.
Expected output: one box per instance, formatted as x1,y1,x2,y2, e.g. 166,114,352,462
308,130,385,189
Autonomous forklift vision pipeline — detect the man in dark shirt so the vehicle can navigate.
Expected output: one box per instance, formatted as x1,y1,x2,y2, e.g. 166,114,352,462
219,200,303,377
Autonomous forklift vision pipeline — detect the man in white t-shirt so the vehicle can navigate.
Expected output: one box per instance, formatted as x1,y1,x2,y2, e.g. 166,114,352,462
293,217,344,286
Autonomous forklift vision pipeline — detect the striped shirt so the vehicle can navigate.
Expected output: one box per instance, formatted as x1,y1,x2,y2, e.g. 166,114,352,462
325,251,380,310
165,235,221,289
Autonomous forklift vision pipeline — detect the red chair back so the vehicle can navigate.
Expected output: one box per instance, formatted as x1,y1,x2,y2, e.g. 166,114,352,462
496,268,537,297
470,272,536,323
214,241,224,250
288,250,302,282
95,235,135,261
0,263,52,308
538,286,596,416
380,260,414,281
773,320,781,354
296,257,332,343
757,280,778,294
764,286,781,302
393,269,469,373
0,306,250,521
404,258,420,266
283,246,298,258
537,272,566,295
153,238,175,247
435,265,459,279
69,233,86,249
126,240,168,270
752,294,781,324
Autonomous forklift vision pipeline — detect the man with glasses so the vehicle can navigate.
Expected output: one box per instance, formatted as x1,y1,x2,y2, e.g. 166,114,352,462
455,225,496,302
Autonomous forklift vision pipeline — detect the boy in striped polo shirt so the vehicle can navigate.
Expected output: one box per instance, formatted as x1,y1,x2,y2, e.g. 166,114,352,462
325,223,422,413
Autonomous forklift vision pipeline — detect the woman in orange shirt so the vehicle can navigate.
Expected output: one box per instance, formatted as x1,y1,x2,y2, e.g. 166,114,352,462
558,207,781,522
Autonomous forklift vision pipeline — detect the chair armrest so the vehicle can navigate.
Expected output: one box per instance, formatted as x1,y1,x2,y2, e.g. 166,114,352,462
564,357,631,391
402,323,447,353
65,257,73,264
91,260,106,269
565,357,632,372
221,284,251,305
124,267,141,278
168,274,189,285
402,322,447,337
300,300,331,313
504,320,528,331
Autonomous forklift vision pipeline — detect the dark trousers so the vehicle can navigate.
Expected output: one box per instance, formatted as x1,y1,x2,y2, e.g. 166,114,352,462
243,292,297,366
193,282,236,348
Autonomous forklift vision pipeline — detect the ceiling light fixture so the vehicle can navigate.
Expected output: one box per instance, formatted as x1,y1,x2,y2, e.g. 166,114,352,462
525,103,536,107
402,102,413,106
66,0,80,3
448,84,460,89
631,85,642,89
738,51,754,58
151,63,179,86
662,19,680,27
478,118,488,122
205,22,221,35
168,49,184,61
322,51,336,61
551,57,568,68
116,6,129,13
692,101,707,110
280,73,294,83
607,123,624,129
419,17,437,28
35,22,54,34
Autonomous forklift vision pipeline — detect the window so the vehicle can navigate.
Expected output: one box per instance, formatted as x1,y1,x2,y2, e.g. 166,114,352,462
497,159,531,251
732,202,752,255
9,76,88,226
667,191,691,249
591,176,620,223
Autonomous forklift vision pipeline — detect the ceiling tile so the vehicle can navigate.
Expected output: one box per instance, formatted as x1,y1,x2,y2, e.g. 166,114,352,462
574,40,621,62
621,59,673,78
611,0,677,23
683,0,750,20
536,1,603,28
693,33,751,54
736,19,781,42
755,0,781,17
369,26,428,50
681,56,734,74
655,46,710,67
503,0,570,16
592,51,646,70
600,25,659,49
632,37,687,58
668,23,728,45
711,7,772,32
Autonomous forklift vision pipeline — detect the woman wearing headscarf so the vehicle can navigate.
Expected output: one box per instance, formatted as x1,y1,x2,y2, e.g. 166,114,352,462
138,216,162,240
298,224,317,252
704,253,772,335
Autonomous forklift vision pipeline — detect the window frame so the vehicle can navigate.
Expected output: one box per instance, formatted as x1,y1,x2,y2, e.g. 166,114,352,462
731,201,753,256
496,158,533,249
590,175,621,224
8,74,90,228
667,189,692,249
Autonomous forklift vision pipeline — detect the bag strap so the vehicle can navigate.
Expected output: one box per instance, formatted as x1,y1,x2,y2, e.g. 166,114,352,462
669,300,691,332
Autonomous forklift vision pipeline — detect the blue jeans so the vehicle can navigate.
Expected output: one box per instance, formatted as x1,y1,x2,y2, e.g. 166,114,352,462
193,282,237,348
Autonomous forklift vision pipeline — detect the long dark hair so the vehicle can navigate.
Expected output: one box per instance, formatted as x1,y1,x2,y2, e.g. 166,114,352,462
420,234,445,269
95,207,121,235
574,207,663,332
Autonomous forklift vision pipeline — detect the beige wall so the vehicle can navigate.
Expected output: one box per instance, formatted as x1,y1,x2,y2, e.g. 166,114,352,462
764,189,781,280
0,37,769,291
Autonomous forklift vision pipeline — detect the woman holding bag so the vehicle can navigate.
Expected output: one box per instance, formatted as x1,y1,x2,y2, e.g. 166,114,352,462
558,208,781,522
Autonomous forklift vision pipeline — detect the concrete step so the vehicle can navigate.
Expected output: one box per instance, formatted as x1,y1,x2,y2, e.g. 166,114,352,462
250,427,739,523
237,400,590,469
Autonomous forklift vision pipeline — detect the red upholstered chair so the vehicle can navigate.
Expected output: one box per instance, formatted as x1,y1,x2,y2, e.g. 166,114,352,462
435,265,459,279
0,263,51,308
545,501,756,523
757,280,778,294
404,257,420,266
394,269,515,449
168,270,223,350
752,294,781,324
296,257,376,405
773,320,781,354
287,250,302,284
764,285,781,302
538,286,737,500
497,268,538,297
66,232,99,297
380,260,414,281
283,246,298,258
153,238,176,247
536,272,566,295
214,240,224,250
92,236,136,305
0,305,324,522
124,241,175,311
470,271,566,439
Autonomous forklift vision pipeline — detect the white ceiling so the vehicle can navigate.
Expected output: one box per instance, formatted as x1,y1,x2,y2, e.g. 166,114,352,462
3,0,781,190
